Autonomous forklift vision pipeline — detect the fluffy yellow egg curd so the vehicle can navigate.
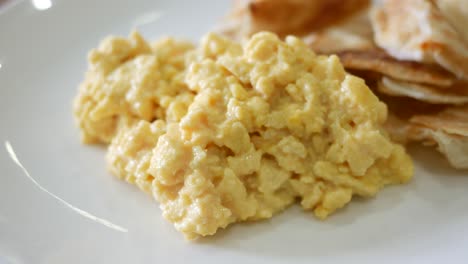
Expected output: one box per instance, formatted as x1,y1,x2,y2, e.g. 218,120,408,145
74,31,413,239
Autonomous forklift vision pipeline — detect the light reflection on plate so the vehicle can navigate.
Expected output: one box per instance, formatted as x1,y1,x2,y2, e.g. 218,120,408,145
132,10,164,28
31,0,52,10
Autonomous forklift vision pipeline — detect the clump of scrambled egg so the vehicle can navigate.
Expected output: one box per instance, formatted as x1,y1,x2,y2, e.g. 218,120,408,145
75,31,413,239
74,32,195,143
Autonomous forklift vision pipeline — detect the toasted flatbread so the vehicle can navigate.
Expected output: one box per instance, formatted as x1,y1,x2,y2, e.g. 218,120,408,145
218,0,370,39
406,126,468,169
410,106,468,137
384,104,468,169
423,130,468,169
371,0,468,80
436,0,468,43
410,106,468,169
378,77,468,104
338,49,456,87
302,8,374,54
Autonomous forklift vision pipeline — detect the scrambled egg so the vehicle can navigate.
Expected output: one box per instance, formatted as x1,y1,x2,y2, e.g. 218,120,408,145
74,31,413,239
74,32,195,143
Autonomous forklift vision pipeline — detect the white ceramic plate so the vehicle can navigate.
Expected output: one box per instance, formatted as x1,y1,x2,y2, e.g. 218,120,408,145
1,0,467,263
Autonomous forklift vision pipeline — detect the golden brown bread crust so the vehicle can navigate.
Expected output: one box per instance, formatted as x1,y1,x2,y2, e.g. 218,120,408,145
371,0,468,80
377,77,468,105
221,0,370,38
337,49,457,87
